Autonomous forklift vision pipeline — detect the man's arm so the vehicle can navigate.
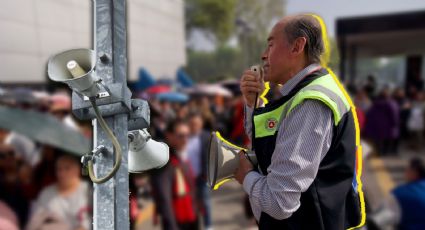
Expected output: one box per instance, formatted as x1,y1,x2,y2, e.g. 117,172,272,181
243,100,333,220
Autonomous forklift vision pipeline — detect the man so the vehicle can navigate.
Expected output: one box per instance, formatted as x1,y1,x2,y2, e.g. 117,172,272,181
235,14,363,229
27,154,91,230
150,120,199,230
186,113,212,230
392,158,425,229
369,158,425,230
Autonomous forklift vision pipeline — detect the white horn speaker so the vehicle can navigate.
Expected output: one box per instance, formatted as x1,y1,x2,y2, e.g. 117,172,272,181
207,132,257,189
47,48,101,97
128,129,169,173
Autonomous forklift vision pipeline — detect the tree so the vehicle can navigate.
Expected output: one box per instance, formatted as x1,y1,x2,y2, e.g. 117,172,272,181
235,0,285,66
185,0,237,44
184,0,286,81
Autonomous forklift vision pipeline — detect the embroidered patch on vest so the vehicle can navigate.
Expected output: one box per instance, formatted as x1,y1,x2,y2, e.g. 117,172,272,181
265,118,278,131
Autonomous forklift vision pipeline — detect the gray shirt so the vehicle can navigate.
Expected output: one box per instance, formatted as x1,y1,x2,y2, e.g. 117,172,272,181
243,64,334,221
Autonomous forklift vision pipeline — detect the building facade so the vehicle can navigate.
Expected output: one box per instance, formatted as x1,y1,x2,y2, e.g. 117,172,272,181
0,0,186,84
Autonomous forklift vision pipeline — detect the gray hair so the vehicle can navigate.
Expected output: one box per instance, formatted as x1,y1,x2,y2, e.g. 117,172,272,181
283,15,324,64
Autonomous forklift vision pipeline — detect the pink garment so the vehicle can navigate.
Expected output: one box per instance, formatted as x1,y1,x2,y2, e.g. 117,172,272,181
0,201,19,230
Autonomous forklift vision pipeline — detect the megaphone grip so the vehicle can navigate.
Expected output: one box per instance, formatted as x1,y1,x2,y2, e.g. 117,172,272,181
67,60,86,78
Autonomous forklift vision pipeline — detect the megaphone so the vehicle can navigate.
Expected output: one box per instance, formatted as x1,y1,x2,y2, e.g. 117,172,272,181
207,132,257,189
128,129,169,173
47,48,101,97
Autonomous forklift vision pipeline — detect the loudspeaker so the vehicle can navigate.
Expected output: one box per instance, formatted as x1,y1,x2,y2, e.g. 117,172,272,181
47,48,100,97
207,132,257,189
128,129,169,173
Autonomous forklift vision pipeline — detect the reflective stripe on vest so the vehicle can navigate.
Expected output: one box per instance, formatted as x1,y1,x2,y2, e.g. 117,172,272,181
253,74,350,138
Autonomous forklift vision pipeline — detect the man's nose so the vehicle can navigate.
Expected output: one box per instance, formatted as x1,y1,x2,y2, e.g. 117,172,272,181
261,50,267,61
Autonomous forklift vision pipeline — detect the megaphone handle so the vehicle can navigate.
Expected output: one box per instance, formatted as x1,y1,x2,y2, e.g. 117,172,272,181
243,150,256,167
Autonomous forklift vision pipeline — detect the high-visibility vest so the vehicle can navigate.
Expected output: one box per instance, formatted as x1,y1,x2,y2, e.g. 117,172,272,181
252,68,364,230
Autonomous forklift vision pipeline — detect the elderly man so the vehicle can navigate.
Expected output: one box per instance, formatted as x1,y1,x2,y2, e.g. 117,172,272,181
235,14,363,229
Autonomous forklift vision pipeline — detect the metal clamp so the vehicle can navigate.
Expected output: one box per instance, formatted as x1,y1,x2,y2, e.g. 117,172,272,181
81,145,106,176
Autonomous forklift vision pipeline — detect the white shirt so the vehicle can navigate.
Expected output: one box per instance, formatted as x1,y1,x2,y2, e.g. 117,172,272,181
187,135,202,178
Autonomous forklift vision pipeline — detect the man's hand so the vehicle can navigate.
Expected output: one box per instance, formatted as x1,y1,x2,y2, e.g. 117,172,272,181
240,69,265,108
235,151,254,184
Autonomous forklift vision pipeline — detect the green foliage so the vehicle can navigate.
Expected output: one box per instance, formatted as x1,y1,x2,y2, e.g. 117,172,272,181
184,0,286,82
186,0,237,44
185,46,244,82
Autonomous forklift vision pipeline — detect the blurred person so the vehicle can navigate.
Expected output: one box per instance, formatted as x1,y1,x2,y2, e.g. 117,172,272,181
354,88,372,113
230,94,248,146
177,104,190,120
364,87,400,155
187,113,212,230
393,88,411,145
4,131,42,166
407,91,425,150
237,14,362,229
49,93,78,130
150,120,199,230
406,70,424,96
370,158,425,230
212,95,230,135
365,75,377,99
27,153,91,230
0,143,31,227
160,101,176,121
198,96,214,131
0,201,19,230
32,146,59,196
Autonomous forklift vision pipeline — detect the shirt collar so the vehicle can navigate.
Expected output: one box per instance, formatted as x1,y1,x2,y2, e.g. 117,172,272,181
279,63,322,96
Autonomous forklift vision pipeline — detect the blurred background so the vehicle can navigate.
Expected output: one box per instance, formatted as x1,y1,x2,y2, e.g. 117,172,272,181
1,0,425,229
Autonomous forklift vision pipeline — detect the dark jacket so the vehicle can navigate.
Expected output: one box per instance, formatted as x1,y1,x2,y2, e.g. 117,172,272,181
150,152,197,230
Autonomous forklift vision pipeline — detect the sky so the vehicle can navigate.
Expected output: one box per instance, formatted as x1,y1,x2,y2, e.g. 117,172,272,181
286,0,425,37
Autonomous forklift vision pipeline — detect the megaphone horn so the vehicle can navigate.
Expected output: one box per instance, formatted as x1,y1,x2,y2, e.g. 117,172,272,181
207,132,257,189
47,48,101,97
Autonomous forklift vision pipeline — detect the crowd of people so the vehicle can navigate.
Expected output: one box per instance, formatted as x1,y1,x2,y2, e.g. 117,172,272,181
351,75,425,156
1,74,425,229
0,89,91,230
0,86,248,230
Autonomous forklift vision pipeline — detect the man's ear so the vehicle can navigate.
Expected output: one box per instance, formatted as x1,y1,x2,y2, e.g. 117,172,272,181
291,37,307,56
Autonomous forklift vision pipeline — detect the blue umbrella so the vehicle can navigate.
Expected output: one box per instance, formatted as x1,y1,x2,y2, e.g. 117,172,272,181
176,68,194,88
134,68,156,91
156,92,189,103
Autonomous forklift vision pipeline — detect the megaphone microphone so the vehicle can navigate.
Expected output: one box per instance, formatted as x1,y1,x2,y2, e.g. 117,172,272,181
208,65,263,190
250,65,263,109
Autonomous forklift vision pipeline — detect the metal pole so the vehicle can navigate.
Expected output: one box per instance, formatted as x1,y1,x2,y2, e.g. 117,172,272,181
92,0,129,229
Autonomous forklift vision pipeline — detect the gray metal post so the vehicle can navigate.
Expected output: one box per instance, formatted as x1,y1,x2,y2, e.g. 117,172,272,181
92,0,129,229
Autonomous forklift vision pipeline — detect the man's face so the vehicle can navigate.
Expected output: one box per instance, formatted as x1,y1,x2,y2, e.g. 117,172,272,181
189,116,203,135
261,20,295,84
168,124,190,152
